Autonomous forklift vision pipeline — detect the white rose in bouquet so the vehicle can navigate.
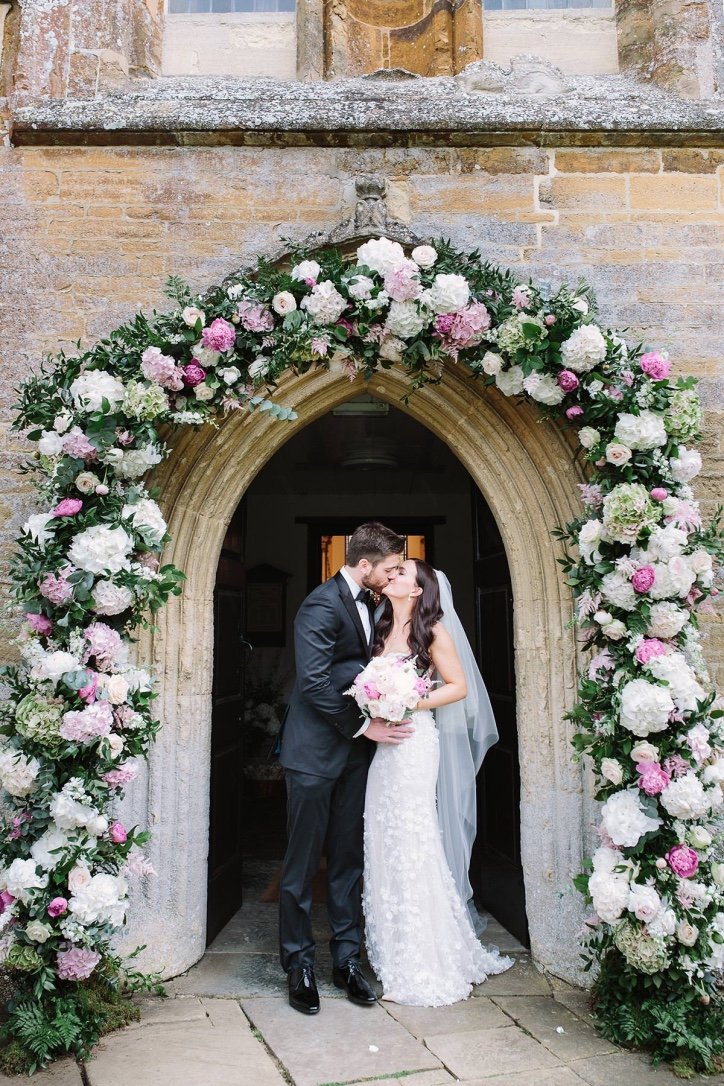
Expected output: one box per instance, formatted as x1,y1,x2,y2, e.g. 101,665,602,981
411,245,438,268
578,427,600,450
601,758,624,785
70,371,125,413
630,741,659,763
619,678,675,737
272,291,297,315
628,883,662,923
481,351,503,376
578,519,604,565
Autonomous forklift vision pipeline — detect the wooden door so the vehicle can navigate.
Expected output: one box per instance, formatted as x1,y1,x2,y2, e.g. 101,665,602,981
207,502,249,944
470,486,529,946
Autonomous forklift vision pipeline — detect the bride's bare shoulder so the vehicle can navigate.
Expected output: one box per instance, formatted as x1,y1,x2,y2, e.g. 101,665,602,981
430,622,453,647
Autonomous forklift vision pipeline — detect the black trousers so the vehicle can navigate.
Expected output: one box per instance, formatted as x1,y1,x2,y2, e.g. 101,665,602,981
279,740,369,973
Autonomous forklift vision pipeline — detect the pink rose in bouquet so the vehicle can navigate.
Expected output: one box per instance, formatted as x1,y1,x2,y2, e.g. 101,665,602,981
346,655,434,723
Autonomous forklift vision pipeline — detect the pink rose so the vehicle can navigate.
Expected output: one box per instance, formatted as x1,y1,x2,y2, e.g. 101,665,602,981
640,351,671,382
666,844,699,879
636,761,671,796
47,897,68,918
109,821,128,844
53,497,83,518
634,638,668,665
202,317,237,352
182,363,206,387
56,947,101,981
631,566,655,594
566,406,583,420
25,612,52,636
544,314,556,326
557,370,580,393
651,488,668,502
362,683,382,701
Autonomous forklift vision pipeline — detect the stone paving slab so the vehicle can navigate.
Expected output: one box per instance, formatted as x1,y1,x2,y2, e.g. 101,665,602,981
126,995,209,1028
241,995,442,1086
0,1060,83,1085
383,997,509,1038
353,1073,456,1086
551,987,595,1023
472,958,550,998
424,1025,562,1080
491,996,618,1061
480,919,528,956
571,1051,724,1085
84,997,285,1086
460,1069,588,1085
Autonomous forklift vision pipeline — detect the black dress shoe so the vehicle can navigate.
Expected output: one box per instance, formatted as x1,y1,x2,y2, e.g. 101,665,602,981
332,961,377,1005
288,965,320,1015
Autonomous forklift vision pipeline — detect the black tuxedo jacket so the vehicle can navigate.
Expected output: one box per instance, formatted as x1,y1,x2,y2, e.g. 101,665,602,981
279,571,372,779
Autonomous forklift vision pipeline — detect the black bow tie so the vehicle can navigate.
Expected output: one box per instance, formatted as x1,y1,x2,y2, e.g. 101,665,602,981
355,588,372,603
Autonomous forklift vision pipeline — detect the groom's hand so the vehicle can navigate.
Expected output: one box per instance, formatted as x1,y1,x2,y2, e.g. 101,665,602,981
365,718,414,744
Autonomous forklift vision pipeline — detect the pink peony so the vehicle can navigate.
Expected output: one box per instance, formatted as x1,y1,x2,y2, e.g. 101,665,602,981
634,638,668,665
181,363,206,387
84,622,123,671
104,761,138,787
0,890,15,912
235,302,274,335
25,612,52,636
60,700,113,743
361,683,382,700
557,370,580,393
39,569,74,605
141,347,184,391
434,314,455,336
639,351,671,381
53,497,83,518
631,566,656,594
57,946,101,981
62,428,97,460
566,406,584,420
666,844,699,878
109,821,128,844
636,761,671,796
651,488,668,502
202,316,238,351
48,897,68,918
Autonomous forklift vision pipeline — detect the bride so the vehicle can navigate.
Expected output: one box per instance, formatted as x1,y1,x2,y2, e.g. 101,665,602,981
363,559,514,1006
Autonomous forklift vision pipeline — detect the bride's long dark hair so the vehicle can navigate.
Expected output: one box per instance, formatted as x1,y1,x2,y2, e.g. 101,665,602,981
373,560,443,672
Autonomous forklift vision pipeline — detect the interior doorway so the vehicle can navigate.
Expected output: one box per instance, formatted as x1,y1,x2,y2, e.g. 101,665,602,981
207,394,528,947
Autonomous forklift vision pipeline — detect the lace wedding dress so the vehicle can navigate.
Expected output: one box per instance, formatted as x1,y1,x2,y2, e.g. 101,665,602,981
363,678,514,1006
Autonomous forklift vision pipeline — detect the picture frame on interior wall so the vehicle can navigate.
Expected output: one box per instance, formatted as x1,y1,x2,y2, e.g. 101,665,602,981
245,563,291,647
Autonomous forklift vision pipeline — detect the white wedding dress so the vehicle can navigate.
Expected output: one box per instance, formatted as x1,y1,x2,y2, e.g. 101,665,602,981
363,672,514,1006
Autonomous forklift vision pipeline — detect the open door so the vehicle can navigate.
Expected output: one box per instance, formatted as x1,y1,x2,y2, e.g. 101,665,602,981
470,485,529,947
207,501,250,944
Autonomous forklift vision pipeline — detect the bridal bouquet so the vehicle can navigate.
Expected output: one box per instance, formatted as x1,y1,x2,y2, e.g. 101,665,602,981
345,655,433,724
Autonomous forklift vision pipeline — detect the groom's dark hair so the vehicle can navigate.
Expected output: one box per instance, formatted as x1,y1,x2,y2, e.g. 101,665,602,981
346,522,405,567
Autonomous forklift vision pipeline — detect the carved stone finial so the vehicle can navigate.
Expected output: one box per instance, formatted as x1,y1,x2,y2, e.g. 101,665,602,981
457,54,571,97
354,175,389,232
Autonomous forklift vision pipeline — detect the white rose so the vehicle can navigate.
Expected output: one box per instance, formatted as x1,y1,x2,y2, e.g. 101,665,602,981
182,306,205,327
578,427,601,450
572,297,589,314
594,610,613,626
601,758,624,785
578,519,603,565
495,365,525,397
355,239,405,278
68,863,92,894
91,580,134,616
411,245,437,268
481,351,503,376
688,549,712,575
688,826,712,848
122,498,167,546
68,524,133,576
669,446,702,483
25,920,52,943
619,678,675,737
193,384,214,402
602,619,627,641
22,513,56,549
676,921,699,947
107,733,125,759
613,411,667,451
103,674,129,704
290,259,321,282
629,883,662,923
523,373,564,406
38,430,65,456
70,371,125,413
53,410,73,434
631,741,659,763
424,273,470,314
75,471,99,494
605,443,632,466
385,300,427,340
560,325,607,373
272,291,297,315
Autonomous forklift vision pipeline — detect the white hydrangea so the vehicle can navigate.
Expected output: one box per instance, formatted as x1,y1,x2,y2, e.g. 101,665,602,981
619,678,675,737
522,373,565,406
660,773,711,820
384,300,427,340
600,789,662,847
645,652,706,713
0,859,47,903
642,525,688,562
300,280,348,325
91,580,134,616
600,570,637,612
22,513,56,550
560,325,607,373
613,410,668,451
68,524,134,576
69,873,128,929
495,365,525,397
669,446,702,484
648,557,696,601
70,371,125,413
647,601,689,639
423,273,470,314
628,883,662,923
356,239,405,277
0,748,40,798
589,869,630,923
29,649,82,684
30,824,71,870
121,498,167,546
290,259,321,282
50,787,100,831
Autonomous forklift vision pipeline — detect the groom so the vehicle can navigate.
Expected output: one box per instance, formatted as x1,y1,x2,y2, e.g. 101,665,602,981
278,522,414,1014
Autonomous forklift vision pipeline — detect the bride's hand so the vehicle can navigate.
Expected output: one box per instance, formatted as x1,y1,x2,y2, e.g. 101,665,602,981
365,719,414,744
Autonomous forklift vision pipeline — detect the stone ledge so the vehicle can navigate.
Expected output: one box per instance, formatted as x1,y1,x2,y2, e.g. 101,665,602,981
9,73,724,148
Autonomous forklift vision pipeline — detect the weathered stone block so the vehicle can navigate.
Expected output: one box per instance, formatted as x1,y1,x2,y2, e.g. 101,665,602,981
628,174,718,210
553,149,660,174
539,176,627,211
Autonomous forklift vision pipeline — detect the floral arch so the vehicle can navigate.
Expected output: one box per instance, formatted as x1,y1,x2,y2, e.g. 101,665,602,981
0,214,722,1073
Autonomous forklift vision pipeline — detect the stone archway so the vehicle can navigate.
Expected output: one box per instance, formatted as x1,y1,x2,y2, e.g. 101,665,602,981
119,358,592,986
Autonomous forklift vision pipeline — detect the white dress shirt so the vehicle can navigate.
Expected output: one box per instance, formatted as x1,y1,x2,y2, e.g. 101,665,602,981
339,566,371,738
